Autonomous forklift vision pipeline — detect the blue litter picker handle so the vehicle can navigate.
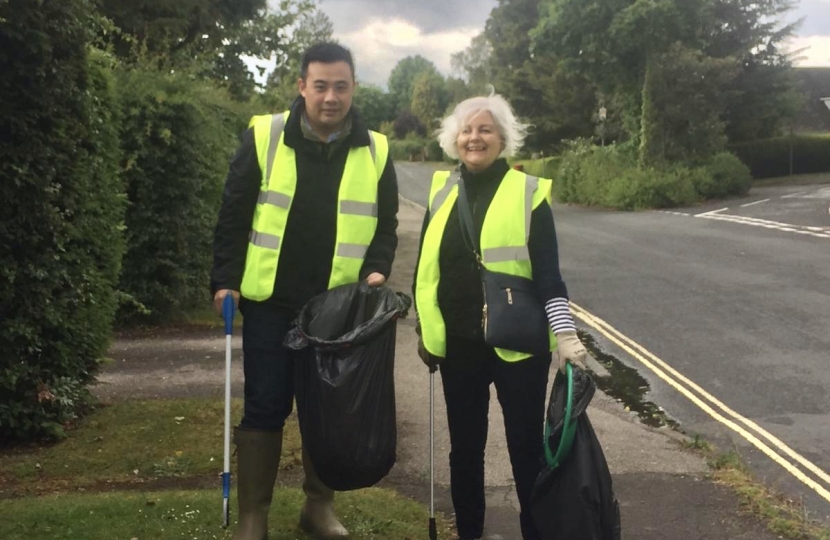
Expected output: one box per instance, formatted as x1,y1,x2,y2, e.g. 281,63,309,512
544,363,576,470
223,294,235,335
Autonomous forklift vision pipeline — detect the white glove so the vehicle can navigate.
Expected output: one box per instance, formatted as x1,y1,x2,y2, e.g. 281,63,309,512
555,330,587,373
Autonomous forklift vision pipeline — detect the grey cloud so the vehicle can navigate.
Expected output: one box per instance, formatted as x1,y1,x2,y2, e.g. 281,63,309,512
791,0,830,35
316,0,497,33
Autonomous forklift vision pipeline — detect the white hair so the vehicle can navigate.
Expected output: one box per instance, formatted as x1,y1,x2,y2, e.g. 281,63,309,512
436,89,529,160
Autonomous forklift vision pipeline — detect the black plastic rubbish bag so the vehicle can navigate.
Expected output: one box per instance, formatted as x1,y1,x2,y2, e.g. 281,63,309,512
530,365,621,540
284,283,411,491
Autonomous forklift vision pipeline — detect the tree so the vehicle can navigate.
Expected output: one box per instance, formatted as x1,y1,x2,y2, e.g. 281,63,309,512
444,77,475,111
470,0,596,149
485,0,541,91
393,111,426,139
98,0,327,101
387,55,442,115
532,0,799,153
704,0,799,141
98,0,265,59
353,84,394,131
501,54,597,150
451,32,494,93
262,7,335,107
639,43,738,165
410,71,445,131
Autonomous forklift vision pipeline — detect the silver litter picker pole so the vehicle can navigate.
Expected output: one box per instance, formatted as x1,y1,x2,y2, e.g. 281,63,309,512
429,357,437,540
221,294,235,528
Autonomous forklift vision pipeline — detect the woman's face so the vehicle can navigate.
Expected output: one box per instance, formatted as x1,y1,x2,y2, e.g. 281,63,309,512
456,110,503,172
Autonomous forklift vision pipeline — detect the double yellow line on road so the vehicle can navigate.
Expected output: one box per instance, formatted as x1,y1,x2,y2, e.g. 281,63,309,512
570,302,830,503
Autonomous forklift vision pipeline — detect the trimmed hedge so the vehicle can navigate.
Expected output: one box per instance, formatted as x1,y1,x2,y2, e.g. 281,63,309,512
115,68,244,323
0,1,125,441
729,134,830,179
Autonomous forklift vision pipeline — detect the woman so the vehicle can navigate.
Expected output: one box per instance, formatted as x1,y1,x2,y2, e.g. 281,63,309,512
413,92,588,540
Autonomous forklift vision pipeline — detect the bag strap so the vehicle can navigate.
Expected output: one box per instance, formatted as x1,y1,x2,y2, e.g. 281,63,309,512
544,362,577,469
456,179,483,265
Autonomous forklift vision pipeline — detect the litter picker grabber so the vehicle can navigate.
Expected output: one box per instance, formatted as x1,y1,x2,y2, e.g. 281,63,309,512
428,356,437,540
221,294,235,528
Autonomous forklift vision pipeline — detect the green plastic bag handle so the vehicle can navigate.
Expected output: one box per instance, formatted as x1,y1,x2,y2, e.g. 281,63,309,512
544,363,577,469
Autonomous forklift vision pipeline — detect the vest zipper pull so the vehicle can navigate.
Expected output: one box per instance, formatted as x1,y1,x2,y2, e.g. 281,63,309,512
506,288,513,305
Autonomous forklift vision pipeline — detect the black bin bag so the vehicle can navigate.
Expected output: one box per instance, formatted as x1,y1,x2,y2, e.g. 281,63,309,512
530,365,621,540
285,283,411,491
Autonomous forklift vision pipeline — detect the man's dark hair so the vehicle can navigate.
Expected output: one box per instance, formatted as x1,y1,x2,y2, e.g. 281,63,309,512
300,42,355,80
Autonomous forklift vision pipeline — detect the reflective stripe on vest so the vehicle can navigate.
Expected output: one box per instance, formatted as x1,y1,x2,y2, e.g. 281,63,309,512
239,111,388,300
415,169,557,362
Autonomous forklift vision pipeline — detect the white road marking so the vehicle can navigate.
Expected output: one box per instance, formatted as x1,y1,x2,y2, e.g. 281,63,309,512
781,191,808,199
694,207,729,217
740,198,770,207
695,211,830,239
570,302,830,504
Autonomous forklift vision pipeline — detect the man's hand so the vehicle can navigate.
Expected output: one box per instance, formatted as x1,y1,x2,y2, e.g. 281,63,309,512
213,289,240,315
416,322,441,373
555,330,587,373
365,272,386,287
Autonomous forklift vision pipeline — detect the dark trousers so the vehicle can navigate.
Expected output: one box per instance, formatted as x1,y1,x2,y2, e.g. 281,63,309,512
238,300,297,431
440,335,551,540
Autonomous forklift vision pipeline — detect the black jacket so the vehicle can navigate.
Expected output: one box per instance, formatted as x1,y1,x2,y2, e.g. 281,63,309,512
413,159,568,339
531,368,622,540
211,98,398,311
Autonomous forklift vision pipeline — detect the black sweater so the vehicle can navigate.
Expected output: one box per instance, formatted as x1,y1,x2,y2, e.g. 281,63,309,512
211,98,399,310
414,159,568,339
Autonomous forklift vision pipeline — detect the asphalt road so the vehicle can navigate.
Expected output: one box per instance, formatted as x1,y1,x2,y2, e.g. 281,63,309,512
395,161,830,523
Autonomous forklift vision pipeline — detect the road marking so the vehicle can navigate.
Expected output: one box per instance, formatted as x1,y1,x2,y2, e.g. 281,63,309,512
570,302,830,503
694,207,729,217
695,211,830,239
740,198,770,207
781,191,808,199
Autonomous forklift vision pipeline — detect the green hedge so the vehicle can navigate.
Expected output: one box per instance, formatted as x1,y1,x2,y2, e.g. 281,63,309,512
115,68,243,323
729,134,830,179
0,1,125,441
553,142,751,210
511,157,561,179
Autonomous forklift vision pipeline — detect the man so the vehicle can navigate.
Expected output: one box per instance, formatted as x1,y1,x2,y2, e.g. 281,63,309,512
211,42,398,540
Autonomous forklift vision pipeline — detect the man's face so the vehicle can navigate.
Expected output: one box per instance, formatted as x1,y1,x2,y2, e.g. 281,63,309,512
298,61,355,135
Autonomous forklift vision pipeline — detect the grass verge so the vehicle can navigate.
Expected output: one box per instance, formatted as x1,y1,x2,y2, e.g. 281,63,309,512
0,487,455,539
680,435,830,540
0,398,454,539
0,399,301,497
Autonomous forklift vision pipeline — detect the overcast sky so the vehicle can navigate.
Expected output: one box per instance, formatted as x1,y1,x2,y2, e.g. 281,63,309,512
268,0,830,87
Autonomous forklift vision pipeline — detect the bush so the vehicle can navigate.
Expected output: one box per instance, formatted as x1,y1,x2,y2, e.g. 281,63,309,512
512,157,561,179
389,137,428,161
115,68,243,323
0,1,125,441
694,152,752,199
554,141,699,210
729,135,830,178
426,139,444,162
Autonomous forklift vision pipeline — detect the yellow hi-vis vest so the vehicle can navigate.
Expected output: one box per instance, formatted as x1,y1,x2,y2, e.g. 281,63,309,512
415,169,558,362
239,111,389,301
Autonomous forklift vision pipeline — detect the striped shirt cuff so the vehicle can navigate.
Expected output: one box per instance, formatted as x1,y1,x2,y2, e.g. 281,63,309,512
545,297,576,334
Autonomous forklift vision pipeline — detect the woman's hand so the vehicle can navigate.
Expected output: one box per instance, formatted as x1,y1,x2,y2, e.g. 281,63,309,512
555,330,587,373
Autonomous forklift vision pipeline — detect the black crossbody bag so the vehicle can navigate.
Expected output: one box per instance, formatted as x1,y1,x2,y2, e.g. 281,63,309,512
456,179,551,355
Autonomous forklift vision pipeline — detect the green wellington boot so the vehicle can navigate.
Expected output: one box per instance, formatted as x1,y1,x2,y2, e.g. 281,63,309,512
232,428,282,540
299,448,349,539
